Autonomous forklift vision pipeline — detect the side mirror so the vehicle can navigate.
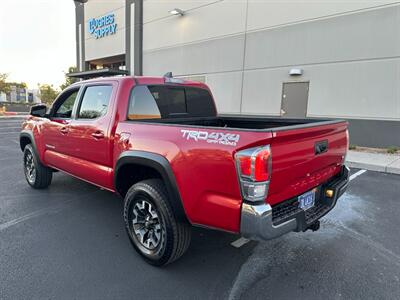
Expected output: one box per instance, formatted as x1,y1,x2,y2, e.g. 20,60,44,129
30,104,48,117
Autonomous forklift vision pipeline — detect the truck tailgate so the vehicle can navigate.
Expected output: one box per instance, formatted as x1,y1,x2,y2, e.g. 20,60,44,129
267,121,348,206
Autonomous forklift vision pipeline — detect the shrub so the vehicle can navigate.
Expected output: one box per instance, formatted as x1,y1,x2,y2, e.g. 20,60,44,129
387,146,399,154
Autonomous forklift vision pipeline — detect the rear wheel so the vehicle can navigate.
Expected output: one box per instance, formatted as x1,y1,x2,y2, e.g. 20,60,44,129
124,179,191,266
23,144,52,189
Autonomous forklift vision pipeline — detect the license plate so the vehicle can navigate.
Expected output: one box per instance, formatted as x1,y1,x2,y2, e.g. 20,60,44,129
298,190,316,210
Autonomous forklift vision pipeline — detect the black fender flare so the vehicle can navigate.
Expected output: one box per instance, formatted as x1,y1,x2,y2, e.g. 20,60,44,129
114,150,188,223
20,130,38,153
20,130,54,171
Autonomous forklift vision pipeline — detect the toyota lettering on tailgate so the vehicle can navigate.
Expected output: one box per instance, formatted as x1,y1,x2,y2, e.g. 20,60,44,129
181,129,240,146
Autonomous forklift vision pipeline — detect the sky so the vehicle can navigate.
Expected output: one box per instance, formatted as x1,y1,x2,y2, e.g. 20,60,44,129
0,0,76,89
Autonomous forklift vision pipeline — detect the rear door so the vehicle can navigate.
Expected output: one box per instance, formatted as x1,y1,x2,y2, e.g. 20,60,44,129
267,121,348,206
65,82,116,188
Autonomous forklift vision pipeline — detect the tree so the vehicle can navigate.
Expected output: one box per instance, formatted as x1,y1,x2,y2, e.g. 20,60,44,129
60,66,78,90
6,81,27,90
38,84,59,105
0,73,28,94
18,82,28,89
0,73,11,94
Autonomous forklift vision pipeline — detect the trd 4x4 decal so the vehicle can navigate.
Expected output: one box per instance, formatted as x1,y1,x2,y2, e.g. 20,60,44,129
181,129,240,146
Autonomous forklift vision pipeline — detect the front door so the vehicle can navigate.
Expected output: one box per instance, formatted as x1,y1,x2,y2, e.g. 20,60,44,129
281,82,309,118
41,87,80,165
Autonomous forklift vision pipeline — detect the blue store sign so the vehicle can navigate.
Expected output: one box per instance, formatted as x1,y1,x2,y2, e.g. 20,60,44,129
88,13,117,39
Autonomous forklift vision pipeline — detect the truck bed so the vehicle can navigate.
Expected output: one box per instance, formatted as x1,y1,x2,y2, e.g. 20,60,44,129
133,115,342,131
123,115,348,207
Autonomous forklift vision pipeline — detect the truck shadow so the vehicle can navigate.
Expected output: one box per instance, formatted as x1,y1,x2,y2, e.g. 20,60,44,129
45,173,256,299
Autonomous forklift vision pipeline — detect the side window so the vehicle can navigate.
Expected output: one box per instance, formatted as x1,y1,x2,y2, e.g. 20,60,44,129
54,90,79,119
128,86,161,120
78,85,112,119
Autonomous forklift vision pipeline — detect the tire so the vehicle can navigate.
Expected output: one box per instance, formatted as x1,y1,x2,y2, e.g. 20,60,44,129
124,179,191,266
23,144,53,189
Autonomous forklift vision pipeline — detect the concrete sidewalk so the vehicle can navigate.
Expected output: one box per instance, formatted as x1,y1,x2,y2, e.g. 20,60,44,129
346,150,400,175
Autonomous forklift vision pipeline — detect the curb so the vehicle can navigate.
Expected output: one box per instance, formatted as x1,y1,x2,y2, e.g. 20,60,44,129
346,160,400,175
346,151,400,175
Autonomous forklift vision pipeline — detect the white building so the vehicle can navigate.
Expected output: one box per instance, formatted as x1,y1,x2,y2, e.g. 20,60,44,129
74,0,400,147
26,89,42,104
0,92,6,102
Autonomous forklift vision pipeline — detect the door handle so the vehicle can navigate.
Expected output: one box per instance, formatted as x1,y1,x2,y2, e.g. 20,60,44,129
91,131,105,139
60,127,68,134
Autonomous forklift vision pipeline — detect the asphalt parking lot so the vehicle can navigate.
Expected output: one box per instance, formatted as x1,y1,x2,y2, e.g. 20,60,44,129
0,117,400,300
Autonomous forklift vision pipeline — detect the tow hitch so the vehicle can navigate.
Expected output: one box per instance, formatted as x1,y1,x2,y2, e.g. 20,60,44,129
306,220,320,232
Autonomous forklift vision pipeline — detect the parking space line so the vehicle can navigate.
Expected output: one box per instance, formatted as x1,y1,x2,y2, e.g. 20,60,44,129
0,189,104,233
349,169,367,181
0,206,64,232
231,237,250,248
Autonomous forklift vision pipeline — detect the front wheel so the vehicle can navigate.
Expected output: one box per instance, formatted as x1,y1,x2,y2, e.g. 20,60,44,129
124,179,191,266
23,144,52,189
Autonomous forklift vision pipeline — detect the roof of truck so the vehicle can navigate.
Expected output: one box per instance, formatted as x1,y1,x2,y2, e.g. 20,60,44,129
70,75,209,89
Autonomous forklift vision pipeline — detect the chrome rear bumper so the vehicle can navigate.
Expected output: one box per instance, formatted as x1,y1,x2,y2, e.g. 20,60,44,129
240,165,350,241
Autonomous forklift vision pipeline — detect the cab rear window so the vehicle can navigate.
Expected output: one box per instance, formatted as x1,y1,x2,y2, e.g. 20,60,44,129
128,85,216,120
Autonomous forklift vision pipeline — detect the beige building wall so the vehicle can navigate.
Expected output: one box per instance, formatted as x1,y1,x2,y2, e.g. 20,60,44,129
84,0,126,61
142,0,400,121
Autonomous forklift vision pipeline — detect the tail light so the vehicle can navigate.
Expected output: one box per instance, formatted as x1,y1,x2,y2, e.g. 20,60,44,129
344,129,349,164
234,145,272,202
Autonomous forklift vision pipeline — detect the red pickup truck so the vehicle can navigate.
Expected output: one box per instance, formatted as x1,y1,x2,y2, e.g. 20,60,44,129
20,75,349,265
